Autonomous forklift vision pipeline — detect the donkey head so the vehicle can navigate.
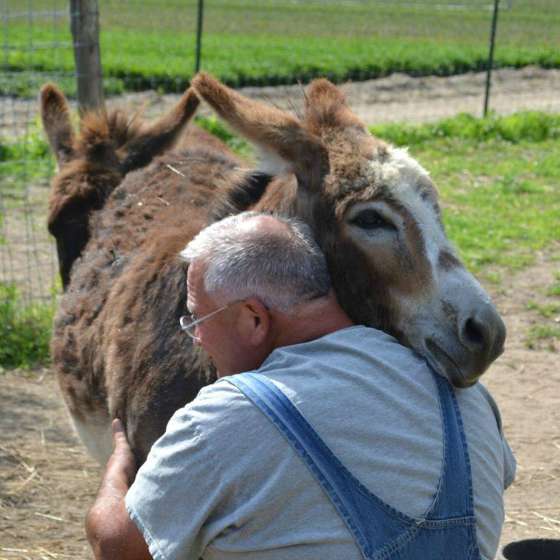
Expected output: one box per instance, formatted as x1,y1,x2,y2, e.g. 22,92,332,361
40,83,199,288
193,74,506,388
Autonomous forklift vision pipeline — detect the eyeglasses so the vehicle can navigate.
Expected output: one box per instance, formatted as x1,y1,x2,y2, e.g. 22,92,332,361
179,300,240,341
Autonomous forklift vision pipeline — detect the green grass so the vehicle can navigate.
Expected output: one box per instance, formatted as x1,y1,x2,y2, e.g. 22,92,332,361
196,115,253,158
411,137,560,278
0,127,54,194
525,272,560,350
0,283,54,369
2,0,560,96
527,301,560,319
547,272,560,297
1,110,559,367
525,325,560,350
371,112,560,147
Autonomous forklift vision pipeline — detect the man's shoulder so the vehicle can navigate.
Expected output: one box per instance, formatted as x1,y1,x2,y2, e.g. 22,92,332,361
321,324,398,346
171,377,271,441
312,325,421,367
260,324,429,390
265,324,416,367
186,378,257,416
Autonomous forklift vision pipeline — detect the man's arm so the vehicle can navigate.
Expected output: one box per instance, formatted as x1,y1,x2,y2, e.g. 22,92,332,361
86,419,152,560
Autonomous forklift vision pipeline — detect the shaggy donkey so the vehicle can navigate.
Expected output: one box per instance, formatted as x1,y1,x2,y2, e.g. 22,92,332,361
41,84,239,462
45,74,506,465
40,83,206,288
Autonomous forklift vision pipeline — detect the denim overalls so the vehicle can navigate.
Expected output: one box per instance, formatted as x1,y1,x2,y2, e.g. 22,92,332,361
226,370,482,560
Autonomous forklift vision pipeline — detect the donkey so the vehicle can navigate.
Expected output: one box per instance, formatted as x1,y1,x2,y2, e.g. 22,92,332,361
40,83,220,289
47,74,506,465
42,84,241,462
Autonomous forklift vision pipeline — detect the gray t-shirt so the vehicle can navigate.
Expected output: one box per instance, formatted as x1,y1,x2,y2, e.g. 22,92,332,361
126,325,515,560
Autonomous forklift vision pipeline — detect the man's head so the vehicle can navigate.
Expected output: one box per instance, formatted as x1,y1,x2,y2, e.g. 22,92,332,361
182,212,330,311
180,212,344,376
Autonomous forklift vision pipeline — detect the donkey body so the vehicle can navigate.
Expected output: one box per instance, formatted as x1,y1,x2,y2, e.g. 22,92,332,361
43,76,506,464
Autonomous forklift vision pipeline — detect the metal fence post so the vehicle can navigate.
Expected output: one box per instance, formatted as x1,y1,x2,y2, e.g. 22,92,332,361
483,0,500,117
70,0,104,113
195,0,204,74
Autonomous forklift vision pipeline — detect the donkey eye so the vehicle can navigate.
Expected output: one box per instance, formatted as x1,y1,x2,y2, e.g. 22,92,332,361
351,209,395,231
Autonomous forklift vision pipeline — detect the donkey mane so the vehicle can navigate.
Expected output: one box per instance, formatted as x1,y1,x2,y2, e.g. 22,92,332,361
78,109,143,156
41,83,200,288
211,171,274,222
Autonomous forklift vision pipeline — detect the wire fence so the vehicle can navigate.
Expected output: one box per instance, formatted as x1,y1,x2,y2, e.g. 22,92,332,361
1,0,559,306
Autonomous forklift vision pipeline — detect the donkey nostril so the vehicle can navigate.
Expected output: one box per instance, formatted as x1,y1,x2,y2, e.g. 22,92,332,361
460,306,506,362
463,317,486,348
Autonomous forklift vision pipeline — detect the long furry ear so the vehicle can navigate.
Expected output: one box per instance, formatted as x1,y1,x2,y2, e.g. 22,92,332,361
191,72,329,193
304,79,367,135
40,83,76,166
119,87,200,174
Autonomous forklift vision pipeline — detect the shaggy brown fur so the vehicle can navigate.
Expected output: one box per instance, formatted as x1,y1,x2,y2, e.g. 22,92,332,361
41,84,201,288
48,74,505,465
45,89,261,460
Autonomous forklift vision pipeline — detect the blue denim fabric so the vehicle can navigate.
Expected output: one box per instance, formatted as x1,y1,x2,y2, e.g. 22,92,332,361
226,370,481,560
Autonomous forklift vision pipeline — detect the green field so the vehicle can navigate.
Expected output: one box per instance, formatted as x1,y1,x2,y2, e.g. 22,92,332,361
411,131,559,277
1,110,559,366
2,0,559,96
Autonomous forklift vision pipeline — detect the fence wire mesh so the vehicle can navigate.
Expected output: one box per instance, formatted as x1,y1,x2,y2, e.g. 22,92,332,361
0,0,559,308
1,1,69,307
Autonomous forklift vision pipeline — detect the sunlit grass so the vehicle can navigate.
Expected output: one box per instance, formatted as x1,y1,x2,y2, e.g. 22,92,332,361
0,283,54,369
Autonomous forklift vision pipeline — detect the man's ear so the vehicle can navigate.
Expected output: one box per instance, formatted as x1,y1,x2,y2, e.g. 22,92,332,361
237,298,270,347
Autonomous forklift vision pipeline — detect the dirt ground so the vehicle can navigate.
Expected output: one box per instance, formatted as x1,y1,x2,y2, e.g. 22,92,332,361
2,67,560,141
1,246,559,559
162,66,560,125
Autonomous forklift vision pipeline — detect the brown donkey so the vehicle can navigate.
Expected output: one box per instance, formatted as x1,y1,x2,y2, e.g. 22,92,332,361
47,74,506,465
40,83,202,288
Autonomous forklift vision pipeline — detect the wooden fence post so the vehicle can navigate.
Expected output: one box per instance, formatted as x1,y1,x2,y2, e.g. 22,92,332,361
70,0,104,112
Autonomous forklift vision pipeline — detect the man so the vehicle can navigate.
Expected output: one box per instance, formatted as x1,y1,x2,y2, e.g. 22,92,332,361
86,212,515,560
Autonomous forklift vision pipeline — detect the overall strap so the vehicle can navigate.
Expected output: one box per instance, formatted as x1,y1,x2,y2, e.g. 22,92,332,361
429,371,476,520
226,372,410,559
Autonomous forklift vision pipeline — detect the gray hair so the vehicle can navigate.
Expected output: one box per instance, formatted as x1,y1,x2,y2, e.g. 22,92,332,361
181,212,331,311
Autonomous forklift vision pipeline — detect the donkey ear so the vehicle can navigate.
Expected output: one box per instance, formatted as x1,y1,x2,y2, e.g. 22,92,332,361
303,79,367,135
40,83,76,166
192,72,329,191
119,87,200,174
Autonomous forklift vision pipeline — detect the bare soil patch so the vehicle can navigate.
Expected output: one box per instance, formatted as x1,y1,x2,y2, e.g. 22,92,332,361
484,247,560,547
1,67,559,142
1,248,559,559
124,66,560,126
0,369,98,559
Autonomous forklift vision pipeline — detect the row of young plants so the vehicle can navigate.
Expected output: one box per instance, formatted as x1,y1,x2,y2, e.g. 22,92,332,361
3,0,560,100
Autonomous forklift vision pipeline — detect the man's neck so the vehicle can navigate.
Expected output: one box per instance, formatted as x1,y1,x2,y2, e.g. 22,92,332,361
269,294,355,350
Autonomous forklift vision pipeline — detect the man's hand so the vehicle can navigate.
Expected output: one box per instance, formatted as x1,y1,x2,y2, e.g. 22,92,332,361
86,419,151,560
104,418,138,492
